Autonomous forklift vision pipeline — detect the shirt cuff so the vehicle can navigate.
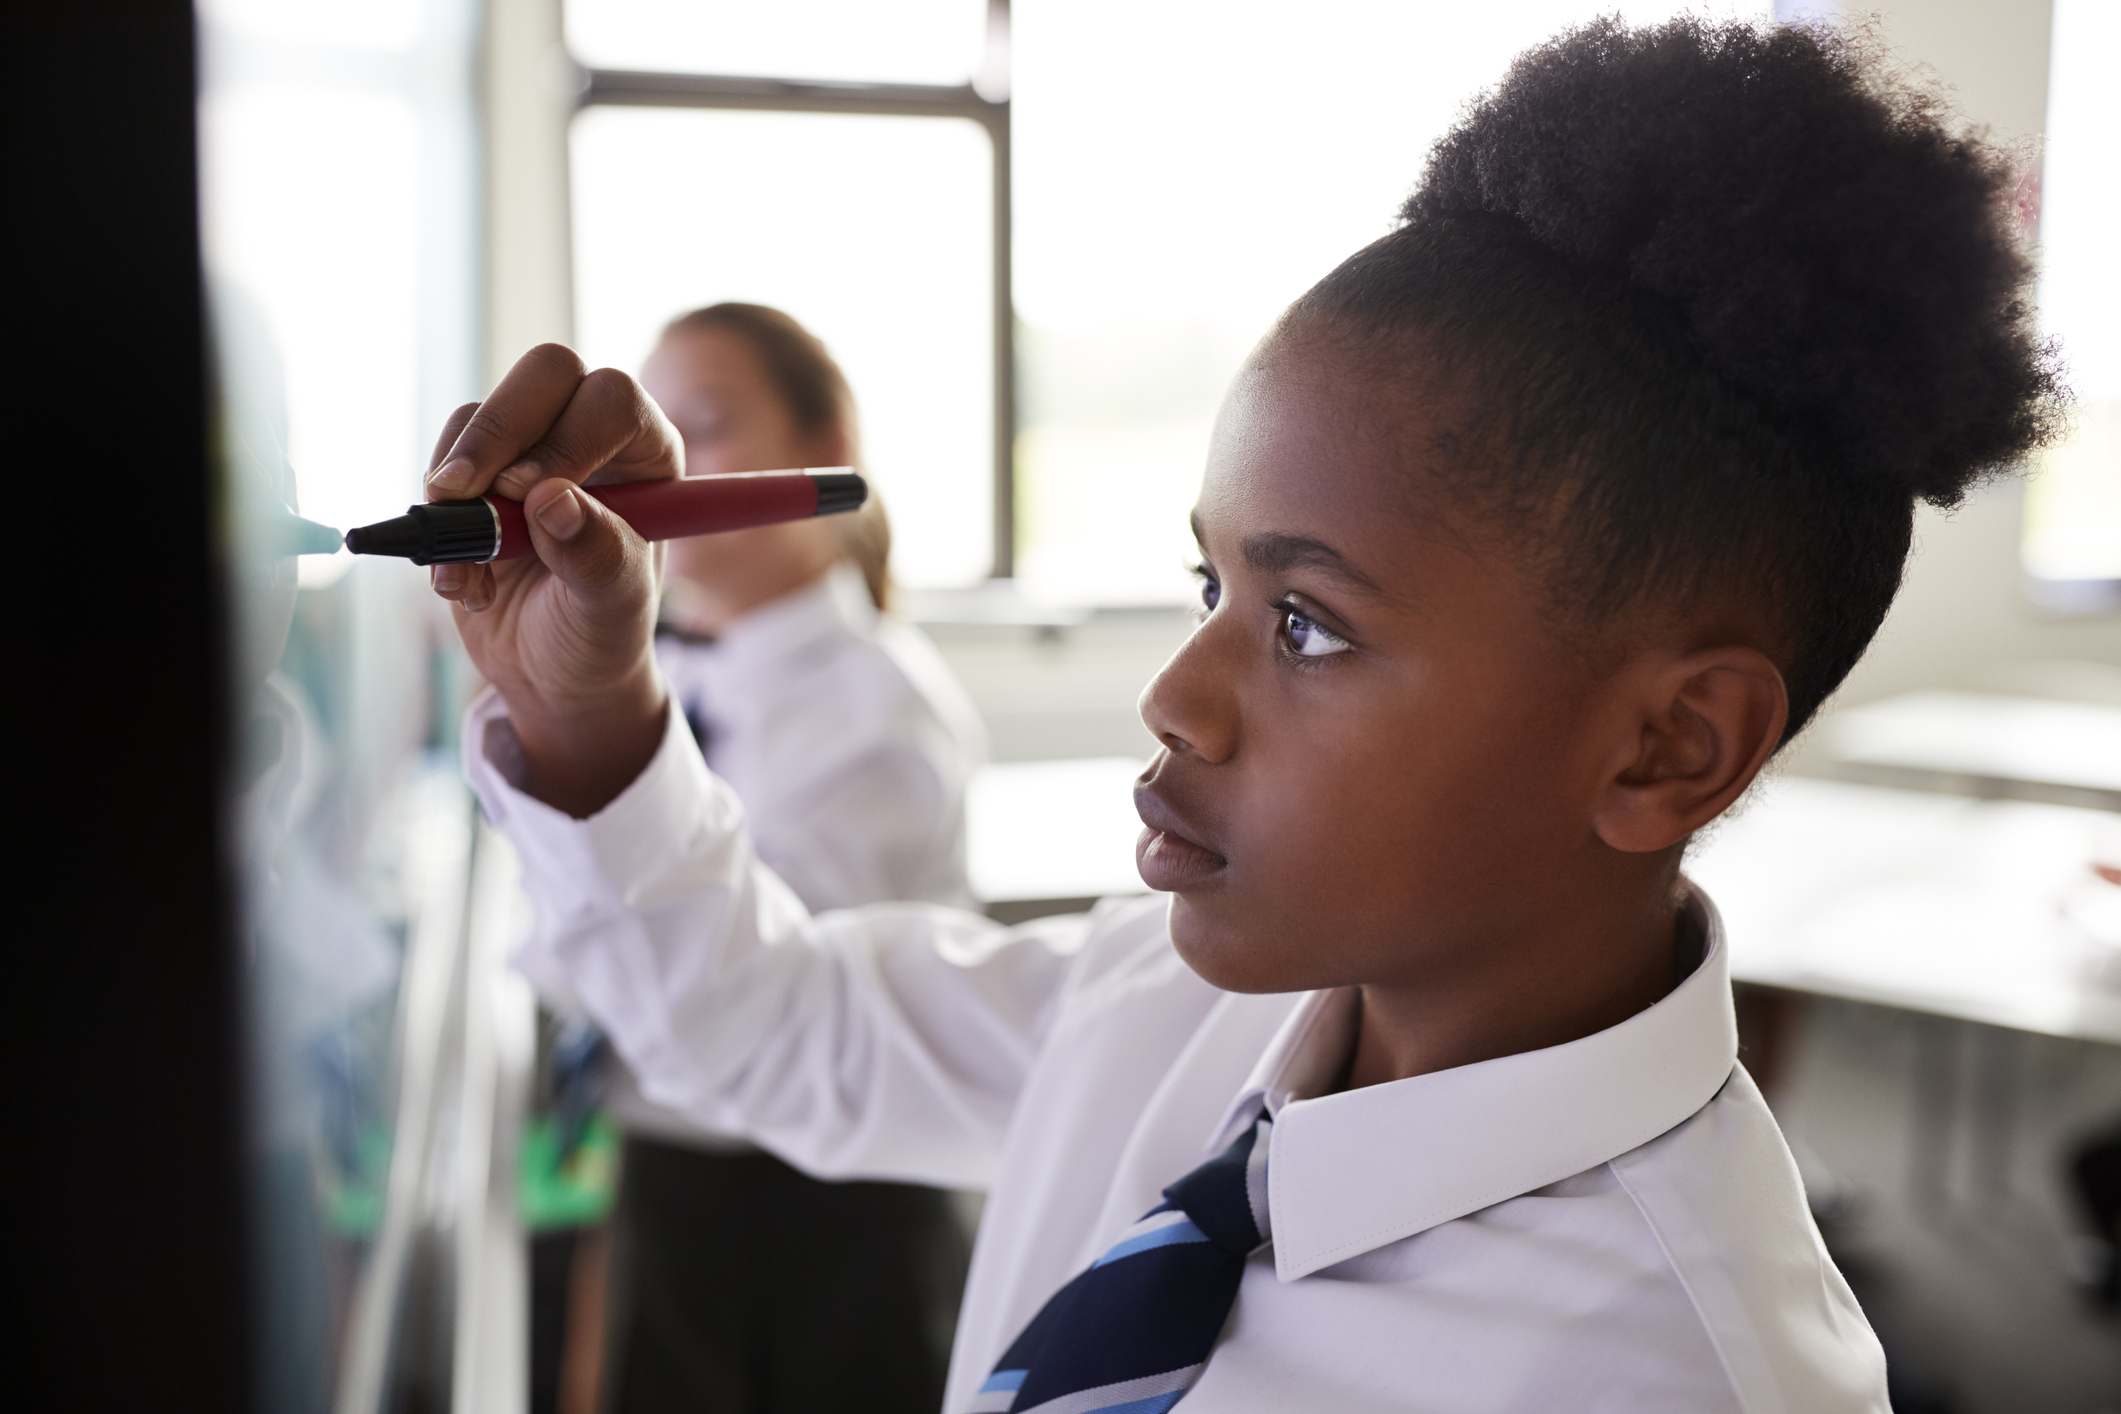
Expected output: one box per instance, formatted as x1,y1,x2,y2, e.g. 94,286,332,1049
462,685,744,915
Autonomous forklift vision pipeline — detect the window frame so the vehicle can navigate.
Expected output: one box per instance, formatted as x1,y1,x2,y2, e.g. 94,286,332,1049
568,0,1019,578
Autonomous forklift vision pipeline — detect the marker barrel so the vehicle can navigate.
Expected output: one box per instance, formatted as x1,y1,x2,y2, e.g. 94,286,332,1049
343,470,865,566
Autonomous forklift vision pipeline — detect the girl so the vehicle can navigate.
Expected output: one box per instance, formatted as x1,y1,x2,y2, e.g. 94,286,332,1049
430,18,2061,1412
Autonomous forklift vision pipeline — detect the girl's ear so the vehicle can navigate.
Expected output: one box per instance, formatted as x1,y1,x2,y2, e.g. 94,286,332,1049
1591,648,1787,854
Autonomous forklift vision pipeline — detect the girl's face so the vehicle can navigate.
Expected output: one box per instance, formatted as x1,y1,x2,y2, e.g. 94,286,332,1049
1136,340,1638,996
640,325,846,626
641,324,838,477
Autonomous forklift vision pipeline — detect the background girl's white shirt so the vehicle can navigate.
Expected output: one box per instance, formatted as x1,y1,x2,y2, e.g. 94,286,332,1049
601,559,986,1144
480,695,1889,1414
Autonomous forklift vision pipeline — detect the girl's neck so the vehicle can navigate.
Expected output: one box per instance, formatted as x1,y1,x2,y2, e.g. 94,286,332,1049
663,523,839,636
1339,878,1690,1090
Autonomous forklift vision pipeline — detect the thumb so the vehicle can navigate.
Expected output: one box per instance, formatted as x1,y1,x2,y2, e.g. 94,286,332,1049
522,479,648,600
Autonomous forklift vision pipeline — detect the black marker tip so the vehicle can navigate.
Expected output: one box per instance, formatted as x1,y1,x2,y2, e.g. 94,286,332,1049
344,501,500,564
344,514,420,559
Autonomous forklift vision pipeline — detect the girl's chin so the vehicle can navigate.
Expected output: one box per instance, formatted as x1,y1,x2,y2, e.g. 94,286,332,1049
1165,900,1298,996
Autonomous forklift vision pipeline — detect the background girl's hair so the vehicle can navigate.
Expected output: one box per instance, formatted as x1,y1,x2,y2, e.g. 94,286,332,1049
1291,16,2066,742
663,302,893,611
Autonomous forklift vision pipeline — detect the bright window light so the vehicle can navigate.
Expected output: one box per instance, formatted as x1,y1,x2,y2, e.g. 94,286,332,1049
2024,0,2121,601
199,84,422,566
572,107,995,587
199,0,423,52
1011,0,1763,605
565,0,990,86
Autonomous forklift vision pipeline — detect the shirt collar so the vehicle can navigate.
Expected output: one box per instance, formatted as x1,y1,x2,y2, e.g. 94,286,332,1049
1207,882,1738,1282
680,560,877,667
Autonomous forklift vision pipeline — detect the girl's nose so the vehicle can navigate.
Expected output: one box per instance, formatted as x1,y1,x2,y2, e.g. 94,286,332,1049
1138,618,1239,765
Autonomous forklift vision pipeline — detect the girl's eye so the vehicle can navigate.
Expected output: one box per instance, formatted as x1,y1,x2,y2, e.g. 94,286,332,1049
1194,572,1221,614
1283,609,1349,658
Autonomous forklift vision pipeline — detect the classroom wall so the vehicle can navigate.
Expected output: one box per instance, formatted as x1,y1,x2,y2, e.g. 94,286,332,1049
1874,0,2051,141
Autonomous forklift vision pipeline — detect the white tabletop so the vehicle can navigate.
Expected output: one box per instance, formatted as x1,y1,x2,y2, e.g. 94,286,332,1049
1690,776,2121,1044
1814,689,2121,805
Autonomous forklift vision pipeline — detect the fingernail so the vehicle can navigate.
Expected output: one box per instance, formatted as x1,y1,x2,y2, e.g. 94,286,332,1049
492,464,537,499
536,486,586,540
428,457,477,495
432,564,467,593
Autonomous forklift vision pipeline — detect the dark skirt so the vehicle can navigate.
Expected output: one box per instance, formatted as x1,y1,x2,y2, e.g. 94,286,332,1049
603,1136,972,1414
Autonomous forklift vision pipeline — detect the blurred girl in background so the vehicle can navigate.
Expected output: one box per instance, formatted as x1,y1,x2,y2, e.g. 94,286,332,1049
539,303,985,1414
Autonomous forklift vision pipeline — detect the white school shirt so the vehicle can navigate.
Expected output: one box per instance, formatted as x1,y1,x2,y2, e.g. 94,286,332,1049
478,692,1890,1414
604,561,984,1144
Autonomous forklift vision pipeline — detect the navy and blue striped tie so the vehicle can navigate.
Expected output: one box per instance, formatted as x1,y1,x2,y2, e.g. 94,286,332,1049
968,1114,1272,1414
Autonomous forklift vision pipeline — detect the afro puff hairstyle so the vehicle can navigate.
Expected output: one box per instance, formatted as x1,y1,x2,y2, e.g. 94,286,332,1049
1288,17,2065,742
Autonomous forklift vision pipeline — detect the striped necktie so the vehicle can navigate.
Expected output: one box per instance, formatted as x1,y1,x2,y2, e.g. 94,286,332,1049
968,1114,1272,1414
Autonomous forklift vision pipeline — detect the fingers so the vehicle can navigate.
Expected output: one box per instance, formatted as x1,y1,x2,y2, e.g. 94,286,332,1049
427,402,481,480
490,366,683,498
426,344,590,498
521,478,649,600
425,344,682,505
430,562,495,612
418,344,676,622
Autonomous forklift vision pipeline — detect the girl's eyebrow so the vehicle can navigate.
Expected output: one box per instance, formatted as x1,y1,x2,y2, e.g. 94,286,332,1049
1189,512,1384,596
1241,531,1384,596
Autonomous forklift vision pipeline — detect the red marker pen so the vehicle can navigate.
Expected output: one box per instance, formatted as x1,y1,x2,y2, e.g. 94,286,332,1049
342,469,865,565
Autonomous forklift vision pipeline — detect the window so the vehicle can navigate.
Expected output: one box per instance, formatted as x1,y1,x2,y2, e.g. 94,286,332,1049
566,0,1009,588
1009,0,1744,604
2023,0,2121,611
568,0,991,86
572,107,997,587
566,0,1753,603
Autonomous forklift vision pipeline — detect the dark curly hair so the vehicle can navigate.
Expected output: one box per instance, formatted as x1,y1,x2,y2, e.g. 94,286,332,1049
1287,16,2065,741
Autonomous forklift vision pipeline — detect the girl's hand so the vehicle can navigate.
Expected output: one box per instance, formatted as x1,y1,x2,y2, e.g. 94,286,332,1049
426,344,681,816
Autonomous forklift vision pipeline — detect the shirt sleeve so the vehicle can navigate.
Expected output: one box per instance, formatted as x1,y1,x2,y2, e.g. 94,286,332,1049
751,711,974,912
467,687,1082,1189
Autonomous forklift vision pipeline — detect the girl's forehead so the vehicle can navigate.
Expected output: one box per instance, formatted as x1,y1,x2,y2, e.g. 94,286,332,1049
1200,355,1449,547
647,350,772,417
652,328,770,387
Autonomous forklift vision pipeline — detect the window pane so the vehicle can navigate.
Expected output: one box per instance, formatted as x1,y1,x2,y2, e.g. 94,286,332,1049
2024,0,2121,598
1012,0,1757,605
572,106,995,587
566,0,990,85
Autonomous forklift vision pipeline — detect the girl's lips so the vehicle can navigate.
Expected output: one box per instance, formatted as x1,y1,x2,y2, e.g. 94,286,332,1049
1132,781,1228,892
1135,825,1228,892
